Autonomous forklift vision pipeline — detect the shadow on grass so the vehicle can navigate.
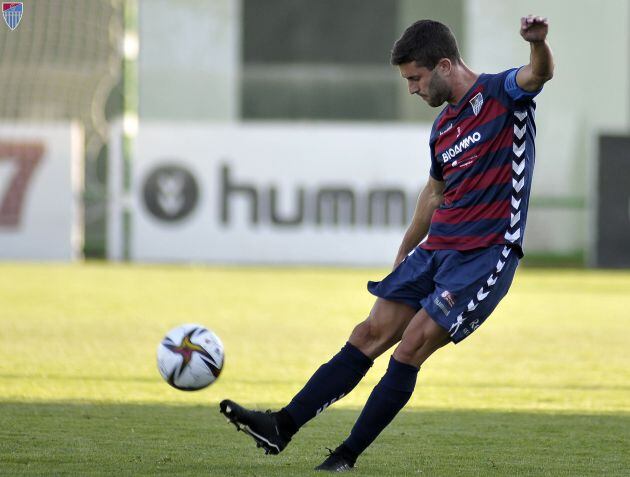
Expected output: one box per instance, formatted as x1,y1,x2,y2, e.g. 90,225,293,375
0,401,628,476
3,374,630,392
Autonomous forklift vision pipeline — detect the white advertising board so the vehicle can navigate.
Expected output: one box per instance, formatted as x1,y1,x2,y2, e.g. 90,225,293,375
112,123,431,265
0,122,83,260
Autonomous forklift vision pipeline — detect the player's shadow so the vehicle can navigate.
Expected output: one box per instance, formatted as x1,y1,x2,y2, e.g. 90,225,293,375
1,401,628,476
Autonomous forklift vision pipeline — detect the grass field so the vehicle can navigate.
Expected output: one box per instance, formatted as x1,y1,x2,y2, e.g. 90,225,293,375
0,263,629,476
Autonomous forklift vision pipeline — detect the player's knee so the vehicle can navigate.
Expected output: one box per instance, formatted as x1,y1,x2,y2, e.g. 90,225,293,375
349,319,375,348
394,331,447,367
394,329,437,366
394,335,424,364
349,318,391,352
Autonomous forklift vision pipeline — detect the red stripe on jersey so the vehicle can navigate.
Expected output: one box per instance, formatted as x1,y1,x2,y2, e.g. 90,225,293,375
434,110,451,137
444,162,512,204
441,123,513,179
421,232,505,250
435,98,508,157
431,199,510,225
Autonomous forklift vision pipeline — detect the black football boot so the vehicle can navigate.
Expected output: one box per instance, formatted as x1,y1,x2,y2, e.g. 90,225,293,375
219,399,290,455
314,445,357,472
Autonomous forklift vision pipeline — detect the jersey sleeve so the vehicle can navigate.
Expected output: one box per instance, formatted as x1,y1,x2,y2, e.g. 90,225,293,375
428,120,444,181
429,142,443,181
504,66,543,101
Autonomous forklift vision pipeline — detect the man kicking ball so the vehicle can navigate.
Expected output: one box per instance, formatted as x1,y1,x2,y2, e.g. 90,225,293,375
220,15,554,472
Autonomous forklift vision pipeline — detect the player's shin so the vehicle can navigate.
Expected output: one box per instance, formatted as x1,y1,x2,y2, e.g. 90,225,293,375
280,342,373,435
342,356,419,458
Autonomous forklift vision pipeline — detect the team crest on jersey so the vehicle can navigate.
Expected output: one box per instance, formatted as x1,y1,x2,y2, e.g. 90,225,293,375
469,92,484,116
2,2,22,30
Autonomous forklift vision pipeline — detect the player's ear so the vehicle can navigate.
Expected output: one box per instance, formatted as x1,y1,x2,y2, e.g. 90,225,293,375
437,58,452,76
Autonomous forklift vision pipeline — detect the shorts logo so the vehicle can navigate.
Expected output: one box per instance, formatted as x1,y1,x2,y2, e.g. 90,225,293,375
2,2,22,30
434,289,456,316
470,92,483,116
441,290,456,307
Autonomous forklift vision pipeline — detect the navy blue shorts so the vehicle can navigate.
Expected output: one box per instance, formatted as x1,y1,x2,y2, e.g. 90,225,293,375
368,245,519,343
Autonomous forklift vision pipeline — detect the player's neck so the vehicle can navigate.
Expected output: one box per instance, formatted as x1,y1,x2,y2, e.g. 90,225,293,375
448,62,479,106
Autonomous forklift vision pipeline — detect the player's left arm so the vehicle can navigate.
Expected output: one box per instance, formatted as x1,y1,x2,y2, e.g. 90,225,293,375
516,15,554,91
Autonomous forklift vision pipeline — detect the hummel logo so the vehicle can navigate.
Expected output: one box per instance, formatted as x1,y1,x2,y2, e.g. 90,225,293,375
439,123,453,136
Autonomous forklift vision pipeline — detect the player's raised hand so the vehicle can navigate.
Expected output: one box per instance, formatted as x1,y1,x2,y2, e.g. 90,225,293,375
520,15,548,43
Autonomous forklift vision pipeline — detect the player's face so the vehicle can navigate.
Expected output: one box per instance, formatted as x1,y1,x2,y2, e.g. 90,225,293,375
399,61,451,107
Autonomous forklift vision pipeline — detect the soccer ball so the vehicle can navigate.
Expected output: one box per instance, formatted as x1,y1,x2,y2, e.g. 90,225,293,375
157,324,225,391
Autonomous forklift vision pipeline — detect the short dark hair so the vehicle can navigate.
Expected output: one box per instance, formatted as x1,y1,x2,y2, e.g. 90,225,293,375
390,20,461,69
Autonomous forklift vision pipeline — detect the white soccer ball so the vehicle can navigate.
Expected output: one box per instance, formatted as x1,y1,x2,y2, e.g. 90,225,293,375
157,324,225,391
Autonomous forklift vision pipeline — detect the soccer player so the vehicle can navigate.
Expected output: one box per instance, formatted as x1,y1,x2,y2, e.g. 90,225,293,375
220,15,554,472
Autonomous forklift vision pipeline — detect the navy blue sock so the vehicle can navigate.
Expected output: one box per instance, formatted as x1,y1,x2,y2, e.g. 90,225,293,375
343,356,419,456
283,342,373,431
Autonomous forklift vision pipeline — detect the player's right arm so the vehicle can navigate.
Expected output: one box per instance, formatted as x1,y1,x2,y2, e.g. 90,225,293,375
393,176,445,268
516,15,554,91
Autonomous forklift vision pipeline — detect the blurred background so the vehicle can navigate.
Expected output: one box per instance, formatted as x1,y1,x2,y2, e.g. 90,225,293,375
0,0,628,267
1,4,629,474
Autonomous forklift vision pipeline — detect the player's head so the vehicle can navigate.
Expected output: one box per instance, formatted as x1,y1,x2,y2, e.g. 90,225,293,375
391,20,461,107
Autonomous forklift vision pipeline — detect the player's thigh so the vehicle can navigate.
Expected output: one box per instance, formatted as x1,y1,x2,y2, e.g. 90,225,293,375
393,308,450,368
349,298,417,359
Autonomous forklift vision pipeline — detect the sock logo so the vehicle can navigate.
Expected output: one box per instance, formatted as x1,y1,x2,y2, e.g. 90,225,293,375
316,393,345,416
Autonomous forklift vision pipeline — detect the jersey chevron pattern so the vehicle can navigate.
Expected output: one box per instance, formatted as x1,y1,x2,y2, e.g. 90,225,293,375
422,69,540,257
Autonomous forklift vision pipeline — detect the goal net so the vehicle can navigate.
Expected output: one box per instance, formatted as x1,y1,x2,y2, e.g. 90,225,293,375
0,0,125,255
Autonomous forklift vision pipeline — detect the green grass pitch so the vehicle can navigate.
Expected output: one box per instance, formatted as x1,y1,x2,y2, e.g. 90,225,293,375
0,263,629,476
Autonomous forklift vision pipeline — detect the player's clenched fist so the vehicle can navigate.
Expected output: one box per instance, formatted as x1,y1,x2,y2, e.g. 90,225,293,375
520,15,548,43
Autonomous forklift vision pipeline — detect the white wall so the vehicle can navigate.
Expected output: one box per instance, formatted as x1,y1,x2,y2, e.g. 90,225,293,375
0,122,84,260
138,0,240,121
110,123,430,265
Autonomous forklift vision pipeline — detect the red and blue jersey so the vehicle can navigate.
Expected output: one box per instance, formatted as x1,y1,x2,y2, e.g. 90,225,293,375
421,68,542,257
